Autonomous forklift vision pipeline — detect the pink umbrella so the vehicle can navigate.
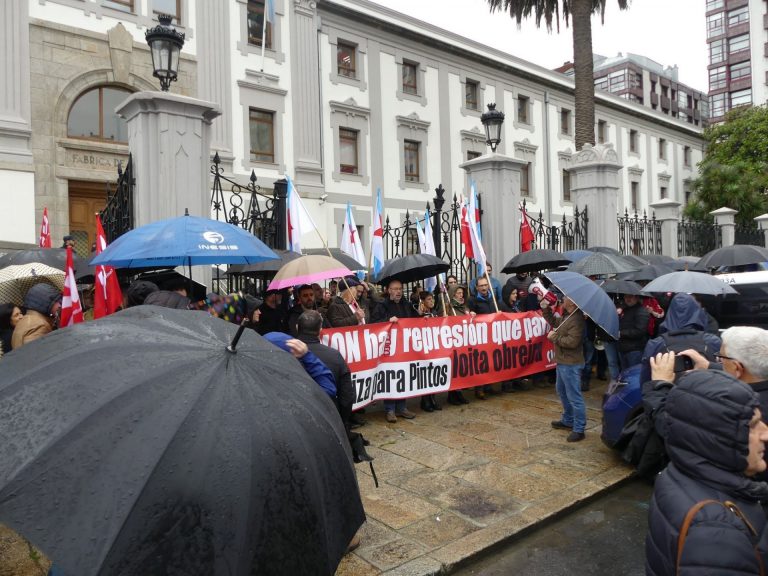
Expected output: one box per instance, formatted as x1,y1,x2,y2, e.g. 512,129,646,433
268,255,353,290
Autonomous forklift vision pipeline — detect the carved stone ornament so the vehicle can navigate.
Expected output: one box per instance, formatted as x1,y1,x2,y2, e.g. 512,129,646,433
572,143,620,165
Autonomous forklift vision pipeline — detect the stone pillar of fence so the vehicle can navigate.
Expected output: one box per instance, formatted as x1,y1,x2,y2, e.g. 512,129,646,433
460,153,527,278
710,207,738,248
755,213,768,249
568,143,622,250
649,199,681,258
117,91,222,288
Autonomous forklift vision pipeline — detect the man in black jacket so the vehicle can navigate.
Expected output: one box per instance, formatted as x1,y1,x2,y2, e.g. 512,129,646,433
372,279,417,422
467,277,495,315
297,310,354,433
285,284,328,336
617,293,649,370
645,358,768,575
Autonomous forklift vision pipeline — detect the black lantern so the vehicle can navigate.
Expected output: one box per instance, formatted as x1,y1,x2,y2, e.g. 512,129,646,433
480,103,505,153
145,14,185,92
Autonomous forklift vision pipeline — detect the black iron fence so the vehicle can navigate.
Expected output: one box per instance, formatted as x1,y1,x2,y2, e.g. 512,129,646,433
617,209,663,256
100,154,134,243
678,218,721,257
735,222,765,246
520,198,589,253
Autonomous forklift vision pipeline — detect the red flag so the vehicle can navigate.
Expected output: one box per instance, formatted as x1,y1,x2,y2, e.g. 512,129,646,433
60,246,84,327
94,215,123,318
520,205,535,253
459,198,475,260
39,207,51,248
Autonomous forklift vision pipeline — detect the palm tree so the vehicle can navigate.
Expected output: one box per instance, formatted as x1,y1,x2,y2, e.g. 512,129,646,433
487,0,630,150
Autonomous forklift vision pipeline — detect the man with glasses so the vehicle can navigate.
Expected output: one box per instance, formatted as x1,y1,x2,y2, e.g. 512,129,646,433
469,263,501,302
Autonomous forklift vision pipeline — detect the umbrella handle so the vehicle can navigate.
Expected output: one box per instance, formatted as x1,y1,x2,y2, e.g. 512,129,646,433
227,320,250,353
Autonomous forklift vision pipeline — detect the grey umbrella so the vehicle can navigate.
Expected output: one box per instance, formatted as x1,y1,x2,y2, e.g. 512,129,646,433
620,263,676,282
567,252,639,276
599,279,646,296
642,271,739,296
501,249,571,273
0,306,364,576
304,247,368,271
226,248,301,276
696,244,768,269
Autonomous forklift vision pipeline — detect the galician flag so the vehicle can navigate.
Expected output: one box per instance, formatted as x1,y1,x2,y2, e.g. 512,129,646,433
370,188,385,278
60,246,84,327
94,214,123,319
286,176,315,253
39,207,51,248
340,202,366,268
415,214,437,293
469,182,483,274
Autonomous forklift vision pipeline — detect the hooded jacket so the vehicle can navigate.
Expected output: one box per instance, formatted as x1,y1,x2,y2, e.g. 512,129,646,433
645,370,768,576
639,293,721,385
12,284,62,349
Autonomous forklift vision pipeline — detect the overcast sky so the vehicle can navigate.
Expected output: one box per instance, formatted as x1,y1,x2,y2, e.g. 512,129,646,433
369,0,708,92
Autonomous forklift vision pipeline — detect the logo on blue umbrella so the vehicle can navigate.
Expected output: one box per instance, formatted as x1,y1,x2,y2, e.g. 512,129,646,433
203,231,225,244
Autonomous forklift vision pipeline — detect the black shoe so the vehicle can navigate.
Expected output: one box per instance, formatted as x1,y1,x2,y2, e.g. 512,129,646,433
447,392,462,406
420,398,434,412
430,397,442,411
457,391,469,404
551,420,572,430
349,414,367,428
513,379,533,391
567,431,586,442
501,382,514,393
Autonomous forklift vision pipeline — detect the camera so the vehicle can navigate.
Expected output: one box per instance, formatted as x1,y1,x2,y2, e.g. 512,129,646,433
673,354,694,373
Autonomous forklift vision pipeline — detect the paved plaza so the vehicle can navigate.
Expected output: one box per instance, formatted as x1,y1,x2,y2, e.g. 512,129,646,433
337,382,634,576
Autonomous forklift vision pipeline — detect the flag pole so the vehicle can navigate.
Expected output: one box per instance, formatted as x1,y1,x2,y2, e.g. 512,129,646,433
483,264,499,313
260,0,268,71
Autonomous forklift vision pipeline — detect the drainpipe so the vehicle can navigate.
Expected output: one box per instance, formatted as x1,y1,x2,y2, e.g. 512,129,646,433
543,90,553,226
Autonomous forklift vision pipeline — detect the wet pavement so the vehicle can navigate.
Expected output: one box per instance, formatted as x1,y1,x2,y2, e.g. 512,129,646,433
336,380,634,575
452,479,653,576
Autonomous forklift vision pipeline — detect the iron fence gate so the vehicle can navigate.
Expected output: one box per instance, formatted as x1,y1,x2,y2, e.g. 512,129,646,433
678,218,721,257
735,222,765,246
617,209,663,255
520,198,589,253
100,154,134,243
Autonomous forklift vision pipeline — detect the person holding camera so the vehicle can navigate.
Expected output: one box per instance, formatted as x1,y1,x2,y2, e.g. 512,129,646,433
644,356,768,576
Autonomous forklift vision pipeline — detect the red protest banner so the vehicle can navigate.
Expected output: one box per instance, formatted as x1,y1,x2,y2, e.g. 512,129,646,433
320,311,555,410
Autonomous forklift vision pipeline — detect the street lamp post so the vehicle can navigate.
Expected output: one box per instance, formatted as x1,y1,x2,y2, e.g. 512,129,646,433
145,14,185,92
480,103,505,153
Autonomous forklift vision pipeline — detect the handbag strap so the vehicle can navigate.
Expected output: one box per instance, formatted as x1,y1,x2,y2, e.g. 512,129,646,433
676,499,765,575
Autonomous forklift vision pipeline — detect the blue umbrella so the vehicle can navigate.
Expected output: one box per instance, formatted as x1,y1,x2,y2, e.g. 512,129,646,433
544,271,619,339
91,214,279,268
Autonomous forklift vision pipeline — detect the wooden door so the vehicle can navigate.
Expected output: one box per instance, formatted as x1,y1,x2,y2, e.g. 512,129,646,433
68,181,108,259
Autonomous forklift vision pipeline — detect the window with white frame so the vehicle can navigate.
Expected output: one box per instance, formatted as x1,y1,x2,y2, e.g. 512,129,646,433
629,129,638,153
730,60,751,81
709,66,727,90
706,0,723,9
658,138,667,161
731,88,752,108
728,6,749,27
339,128,359,174
684,146,691,167
631,181,639,211
249,109,275,163
728,34,749,55
337,41,357,78
520,163,530,197
153,0,181,20
707,12,725,37
517,95,530,125
404,140,420,182
709,39,725,64
597,120,607,144
402,61,418,95
562,169,571,202
710,92,727,117
465,80,479,111
560,108,571,136
247,0,272,48
103,0,133,13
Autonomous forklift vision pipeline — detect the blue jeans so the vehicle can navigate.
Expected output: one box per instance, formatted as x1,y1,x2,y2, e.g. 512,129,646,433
555,363,586,433
604,341,621,380
384,400,406,413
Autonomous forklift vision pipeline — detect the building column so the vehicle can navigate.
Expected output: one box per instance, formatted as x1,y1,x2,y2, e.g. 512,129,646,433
290,0,324,195
568,143,622,250
0,0,35,245
460,152,526,280
649,199,681,258
196,0,234,171
710,207,738,248
116,92,221,287
755,213,768,249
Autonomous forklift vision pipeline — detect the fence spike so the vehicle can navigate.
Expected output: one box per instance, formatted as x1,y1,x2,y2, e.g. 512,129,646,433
213,151,220,165
250,170,257,184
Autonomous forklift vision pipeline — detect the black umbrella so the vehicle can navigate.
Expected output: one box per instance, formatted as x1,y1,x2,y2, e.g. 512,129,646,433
0,306,364,576
599,279,645,296
501,249,571,273
226,248,301,276
0,248,87,275
696,244,768,269
587,246,622,256
376,253,449,285
566,252,639,276
620,263,676,282
641,254,676,266
304,248,367,271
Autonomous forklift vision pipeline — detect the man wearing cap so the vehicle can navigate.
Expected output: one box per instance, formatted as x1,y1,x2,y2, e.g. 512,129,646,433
12,284,62,349
327,277,366,328
256,289,285,335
